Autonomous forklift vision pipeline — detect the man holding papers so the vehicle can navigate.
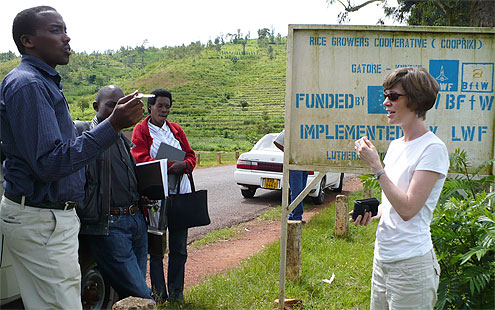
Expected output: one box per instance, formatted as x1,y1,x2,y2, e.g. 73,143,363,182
131,89,196,302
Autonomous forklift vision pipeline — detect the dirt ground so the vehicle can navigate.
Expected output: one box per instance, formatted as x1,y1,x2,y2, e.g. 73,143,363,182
146,176,363,289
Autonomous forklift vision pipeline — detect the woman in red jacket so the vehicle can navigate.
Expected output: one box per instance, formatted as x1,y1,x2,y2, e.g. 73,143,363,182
131,89,195,302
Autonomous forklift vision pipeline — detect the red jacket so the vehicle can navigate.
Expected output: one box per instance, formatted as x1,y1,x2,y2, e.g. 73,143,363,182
131,116,196,174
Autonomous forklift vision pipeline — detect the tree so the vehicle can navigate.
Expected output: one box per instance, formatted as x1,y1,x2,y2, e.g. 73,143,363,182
0,51,16,62
241,32,250,55
214,36,222,51
270,26,276,44
326,0,383,23
267,45,274,60
326,0,494,26
226,29,245,44
385,0,494,27
257,28,271,41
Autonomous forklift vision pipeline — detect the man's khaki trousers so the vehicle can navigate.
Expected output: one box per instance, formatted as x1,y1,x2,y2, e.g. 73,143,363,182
0,196,82,310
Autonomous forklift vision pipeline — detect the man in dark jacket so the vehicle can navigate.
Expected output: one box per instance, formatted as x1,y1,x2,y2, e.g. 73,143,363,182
76,85,151,300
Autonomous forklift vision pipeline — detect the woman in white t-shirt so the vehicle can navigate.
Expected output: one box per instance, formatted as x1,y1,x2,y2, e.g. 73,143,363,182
353,67,449,310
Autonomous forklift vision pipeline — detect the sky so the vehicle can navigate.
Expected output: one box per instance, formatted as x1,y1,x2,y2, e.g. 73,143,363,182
1,0,401,54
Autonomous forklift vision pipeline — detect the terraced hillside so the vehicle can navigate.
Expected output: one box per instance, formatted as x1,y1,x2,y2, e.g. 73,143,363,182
0,40,287,151
122,41,287,151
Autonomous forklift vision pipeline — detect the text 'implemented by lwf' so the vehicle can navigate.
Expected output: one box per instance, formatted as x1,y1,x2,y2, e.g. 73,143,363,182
300,124,489,142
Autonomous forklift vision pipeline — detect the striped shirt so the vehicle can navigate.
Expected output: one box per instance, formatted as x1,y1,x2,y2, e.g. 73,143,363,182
148,119,191,194
0,55,118,202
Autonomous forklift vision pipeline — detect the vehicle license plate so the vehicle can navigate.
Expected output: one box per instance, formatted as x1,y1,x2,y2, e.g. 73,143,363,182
263,178,280,189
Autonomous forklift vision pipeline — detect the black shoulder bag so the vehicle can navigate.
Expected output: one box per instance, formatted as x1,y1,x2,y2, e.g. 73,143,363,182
166,173,210,231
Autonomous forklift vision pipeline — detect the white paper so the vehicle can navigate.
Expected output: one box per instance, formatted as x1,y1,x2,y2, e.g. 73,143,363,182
322,273,335,285
159,159,168,198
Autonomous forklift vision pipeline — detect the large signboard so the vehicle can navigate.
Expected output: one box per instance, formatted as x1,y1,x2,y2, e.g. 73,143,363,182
285,25,495,175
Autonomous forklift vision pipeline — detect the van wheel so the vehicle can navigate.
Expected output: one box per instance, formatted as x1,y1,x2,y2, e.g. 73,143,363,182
79,236,116,310
81,263,116,310
312,177,326,205
332,173,344,193
241,187,257,198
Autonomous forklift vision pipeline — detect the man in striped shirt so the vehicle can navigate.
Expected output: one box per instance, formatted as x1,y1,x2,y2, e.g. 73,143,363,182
0,6,143,310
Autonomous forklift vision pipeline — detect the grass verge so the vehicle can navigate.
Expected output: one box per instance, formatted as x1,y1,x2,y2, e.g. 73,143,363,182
159,189,378,309
196,151,238,168
190,227,240,249
191,197,322,248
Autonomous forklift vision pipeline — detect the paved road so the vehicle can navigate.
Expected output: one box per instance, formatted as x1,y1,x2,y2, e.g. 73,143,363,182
188,164,283,243
187,165,356,243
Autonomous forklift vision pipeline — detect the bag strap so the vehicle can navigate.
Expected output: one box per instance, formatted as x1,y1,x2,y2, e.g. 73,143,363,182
187,172,196,192
174,171,196,194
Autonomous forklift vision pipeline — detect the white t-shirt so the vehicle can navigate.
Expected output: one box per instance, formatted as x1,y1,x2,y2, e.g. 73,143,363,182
375,131,449,262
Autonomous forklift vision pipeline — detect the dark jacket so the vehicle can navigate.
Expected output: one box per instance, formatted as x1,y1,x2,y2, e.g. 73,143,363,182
75,121,137,235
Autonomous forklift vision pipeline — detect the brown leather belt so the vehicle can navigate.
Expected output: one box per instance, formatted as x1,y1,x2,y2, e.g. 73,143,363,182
4,192,78,210
110,203,139,216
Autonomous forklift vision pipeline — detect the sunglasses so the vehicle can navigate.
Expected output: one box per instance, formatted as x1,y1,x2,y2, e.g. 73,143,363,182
384,92,406,101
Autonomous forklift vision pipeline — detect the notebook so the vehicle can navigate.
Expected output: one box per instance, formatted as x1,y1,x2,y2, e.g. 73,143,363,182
135,159,168,200
155,142,186,191
156,142,186,161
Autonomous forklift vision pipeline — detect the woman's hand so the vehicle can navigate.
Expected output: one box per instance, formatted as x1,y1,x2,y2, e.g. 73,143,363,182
349,208,381,226
168,160,187,174
355,136,382,171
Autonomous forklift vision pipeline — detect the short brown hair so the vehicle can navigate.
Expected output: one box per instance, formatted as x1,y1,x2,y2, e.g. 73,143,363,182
383,67,439,119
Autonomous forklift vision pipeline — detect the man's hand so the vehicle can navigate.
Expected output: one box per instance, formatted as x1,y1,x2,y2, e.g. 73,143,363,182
108,91,144,131
168,161,187,175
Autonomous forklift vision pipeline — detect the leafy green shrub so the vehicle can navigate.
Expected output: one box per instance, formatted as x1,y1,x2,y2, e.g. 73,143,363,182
359,173,380,193
439,149,494,204
433,192,494,310
433,149,495,309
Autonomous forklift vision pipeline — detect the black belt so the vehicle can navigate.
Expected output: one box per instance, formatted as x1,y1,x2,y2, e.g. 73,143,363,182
110,203,139,216
4,192,78,210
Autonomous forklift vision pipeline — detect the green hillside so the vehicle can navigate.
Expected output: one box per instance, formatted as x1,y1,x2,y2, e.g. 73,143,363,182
0,39,287,152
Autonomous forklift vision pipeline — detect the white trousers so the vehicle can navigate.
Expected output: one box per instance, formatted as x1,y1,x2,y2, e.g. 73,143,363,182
370,249,440,310
0,196,82,310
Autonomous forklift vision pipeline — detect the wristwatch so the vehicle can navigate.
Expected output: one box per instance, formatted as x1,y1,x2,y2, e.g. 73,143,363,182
374,169,385,180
